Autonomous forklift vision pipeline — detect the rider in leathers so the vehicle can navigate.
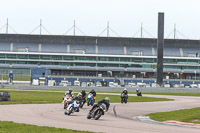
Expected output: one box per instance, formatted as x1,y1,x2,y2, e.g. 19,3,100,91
122,88,128,95
89,97,110,115
81,89,87,105
62,88,74,103
89,89,96,102
72,93,82,112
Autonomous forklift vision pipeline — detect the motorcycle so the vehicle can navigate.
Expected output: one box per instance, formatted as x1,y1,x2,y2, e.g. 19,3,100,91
121,93,128,104
63,94,73,109
136,90,142,96
80,96,86,108
87,93,95,106
64,100,80,115
87,103,107,120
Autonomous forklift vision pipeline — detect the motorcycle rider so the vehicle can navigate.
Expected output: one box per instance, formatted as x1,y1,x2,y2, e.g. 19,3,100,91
89,97,110,115
122,88,128,95
136,88,142,96
65,88,74,98
63,88,74,103
81,89,87,105
72,92,82,112
121,88,128,103
89,89,96,102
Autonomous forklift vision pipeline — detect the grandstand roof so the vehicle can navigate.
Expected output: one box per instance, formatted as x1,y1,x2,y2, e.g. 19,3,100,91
0,34,199,47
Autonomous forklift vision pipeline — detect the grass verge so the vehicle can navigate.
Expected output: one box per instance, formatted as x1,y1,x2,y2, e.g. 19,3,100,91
0,121,93,133
0,90,172,105
10,89,200,97
147,107,200,124
144,92,200,97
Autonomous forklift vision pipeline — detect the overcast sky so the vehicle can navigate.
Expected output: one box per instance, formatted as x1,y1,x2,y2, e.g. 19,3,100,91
0,0,200,39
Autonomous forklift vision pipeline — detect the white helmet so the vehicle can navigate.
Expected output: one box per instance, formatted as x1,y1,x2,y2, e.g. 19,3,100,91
124,88,127,91
105,97,110,102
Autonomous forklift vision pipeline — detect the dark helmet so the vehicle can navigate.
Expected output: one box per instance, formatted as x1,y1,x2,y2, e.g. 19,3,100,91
82,89,85,92
105,97,110,103
91,89,94,92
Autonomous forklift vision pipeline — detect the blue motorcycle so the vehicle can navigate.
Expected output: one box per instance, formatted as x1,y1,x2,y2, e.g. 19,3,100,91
87,93,95,106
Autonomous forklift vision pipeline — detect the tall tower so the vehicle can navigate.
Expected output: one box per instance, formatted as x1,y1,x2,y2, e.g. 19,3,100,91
156,12,164,86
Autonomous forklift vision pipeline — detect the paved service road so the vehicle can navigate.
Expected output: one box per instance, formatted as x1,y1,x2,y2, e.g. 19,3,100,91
0,94,200,133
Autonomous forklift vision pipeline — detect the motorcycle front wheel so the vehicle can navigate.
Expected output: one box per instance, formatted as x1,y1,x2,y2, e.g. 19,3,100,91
94,110,103,120
125,98,127,104
87,100,90,106
64,103,67,109
87,113,92,119
65,110,71,115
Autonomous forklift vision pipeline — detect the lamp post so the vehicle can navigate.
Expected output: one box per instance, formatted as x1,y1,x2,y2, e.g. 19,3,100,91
194,71,197,80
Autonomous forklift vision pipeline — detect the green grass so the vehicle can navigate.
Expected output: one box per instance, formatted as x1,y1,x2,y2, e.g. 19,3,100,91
147,107,200,124
0,121,93,133
144,92,200,97
0,90,172,105
3,89,200,97
96,94,172,103
1,75,30,81
0,91,63,105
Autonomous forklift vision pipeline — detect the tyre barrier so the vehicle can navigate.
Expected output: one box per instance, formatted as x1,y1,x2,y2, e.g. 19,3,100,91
0,91,11,101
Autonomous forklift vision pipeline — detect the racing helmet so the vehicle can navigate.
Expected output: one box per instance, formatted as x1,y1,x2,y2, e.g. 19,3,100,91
124,88,127,91
105,97,110,103
82,89,85,92
91,89,94,92
69,88,73,93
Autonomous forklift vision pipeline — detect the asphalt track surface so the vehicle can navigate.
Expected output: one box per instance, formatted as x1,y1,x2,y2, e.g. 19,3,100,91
1,94,200,133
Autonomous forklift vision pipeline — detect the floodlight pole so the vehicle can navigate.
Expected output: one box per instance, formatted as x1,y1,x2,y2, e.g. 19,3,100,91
141,22,143,38
6,18,8,34
174,24,176,39
40,19,42,35
74,20,76,36
107,21,109,37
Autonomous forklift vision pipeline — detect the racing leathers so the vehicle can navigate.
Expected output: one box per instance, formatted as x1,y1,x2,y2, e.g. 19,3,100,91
90,99,110,113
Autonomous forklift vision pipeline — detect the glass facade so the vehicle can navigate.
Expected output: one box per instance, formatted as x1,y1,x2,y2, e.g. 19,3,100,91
0,53,199,69
0,68,29,75
0,52,199,79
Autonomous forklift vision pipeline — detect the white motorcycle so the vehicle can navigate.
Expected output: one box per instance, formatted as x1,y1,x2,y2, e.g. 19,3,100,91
63,94,73,109
65,100,80,115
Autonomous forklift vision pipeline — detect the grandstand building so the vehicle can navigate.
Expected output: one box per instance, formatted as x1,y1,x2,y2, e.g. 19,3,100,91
0,34,200,81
